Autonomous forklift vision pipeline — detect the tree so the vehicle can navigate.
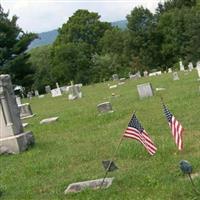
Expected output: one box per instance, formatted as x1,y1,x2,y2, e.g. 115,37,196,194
28,45,54,92
52,9,112,84
0,5,37,88
54,9,111,53
126,6,163,70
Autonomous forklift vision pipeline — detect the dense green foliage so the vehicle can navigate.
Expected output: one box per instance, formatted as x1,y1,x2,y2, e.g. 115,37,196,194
27,0,200,92
0,71,199,199
0,5,37,88
1,0,199,91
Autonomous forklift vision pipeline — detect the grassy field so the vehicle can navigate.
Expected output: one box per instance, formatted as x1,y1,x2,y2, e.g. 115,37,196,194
0,71,200,200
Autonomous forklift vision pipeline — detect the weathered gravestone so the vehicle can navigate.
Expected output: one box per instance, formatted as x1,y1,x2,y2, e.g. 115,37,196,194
0,74,34,154
129,71,141,80
168,68,172,73
64,177,114,194
34,90,39,97
45,85,51,94
143,71,148,77
40,117,59,124
137,83,153,99
173,72,179,80
68,85,82,100
196,61,200,79
97,102,113,113
179,60,185,71
51,88,62,97
188,62,193,71
112,74,119,81
18,103,35,119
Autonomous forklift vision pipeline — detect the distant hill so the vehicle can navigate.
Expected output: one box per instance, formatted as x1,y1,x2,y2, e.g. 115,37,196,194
28,29,58,49
28,20,127,50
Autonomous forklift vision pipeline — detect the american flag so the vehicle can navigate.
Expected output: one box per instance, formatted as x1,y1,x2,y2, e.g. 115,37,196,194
123,114,157,155
163,103,184,150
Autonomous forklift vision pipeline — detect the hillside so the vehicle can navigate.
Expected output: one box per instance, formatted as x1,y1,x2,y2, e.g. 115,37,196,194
1,71,199,199
28,20,127,50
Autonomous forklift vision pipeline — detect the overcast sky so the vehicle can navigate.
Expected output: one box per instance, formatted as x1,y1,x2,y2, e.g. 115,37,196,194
1,0,164,33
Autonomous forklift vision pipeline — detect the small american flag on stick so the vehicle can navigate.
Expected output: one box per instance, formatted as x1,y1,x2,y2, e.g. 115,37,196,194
123,114,157,155
162,103,184,150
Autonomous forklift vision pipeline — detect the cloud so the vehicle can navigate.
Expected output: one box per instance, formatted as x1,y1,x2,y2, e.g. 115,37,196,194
1,0,164,33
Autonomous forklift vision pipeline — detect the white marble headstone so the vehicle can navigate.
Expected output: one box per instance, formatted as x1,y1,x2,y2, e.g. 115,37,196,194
179,60,185,71
51,88,62,97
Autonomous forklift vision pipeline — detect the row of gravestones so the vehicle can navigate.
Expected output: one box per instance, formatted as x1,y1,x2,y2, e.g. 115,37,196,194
112,61,200,81
45,83,82,100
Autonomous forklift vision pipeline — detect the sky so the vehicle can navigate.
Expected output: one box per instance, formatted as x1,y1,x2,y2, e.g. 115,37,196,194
1,0,164,33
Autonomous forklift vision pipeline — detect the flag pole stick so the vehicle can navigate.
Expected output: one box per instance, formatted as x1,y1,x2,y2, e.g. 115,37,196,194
188,173,200,195
100,111,136,189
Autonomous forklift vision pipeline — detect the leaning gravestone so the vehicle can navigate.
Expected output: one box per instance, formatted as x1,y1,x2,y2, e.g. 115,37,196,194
173,72,179,80
97,102,113,113
0,74,34,154
137,83,153,99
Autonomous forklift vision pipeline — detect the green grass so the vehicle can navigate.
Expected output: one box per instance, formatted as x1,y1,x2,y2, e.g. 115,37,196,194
0,71,200,200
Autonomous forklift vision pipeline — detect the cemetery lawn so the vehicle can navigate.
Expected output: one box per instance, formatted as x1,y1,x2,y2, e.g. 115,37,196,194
0,71,200,200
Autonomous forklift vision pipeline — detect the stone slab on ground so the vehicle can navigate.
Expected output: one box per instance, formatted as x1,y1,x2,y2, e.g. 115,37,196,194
40,117,59,124
64,177,114,194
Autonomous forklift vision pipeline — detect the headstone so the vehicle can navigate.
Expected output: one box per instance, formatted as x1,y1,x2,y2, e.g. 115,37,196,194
129,71,141,80
15,96,22,106
40,117,59,124
38,95,45,98
143,71,148,77
168,68,172,73
64,177,114,194
149,71,162,77
196,61,200,78
56,82,60,89
119,78,126,82
109,85,117,89
45,85,51,94
97,102,113,113
188,62,193,71
27,91,32,99
0,74,34,154
179,60,185,71
51,88,62,97
34,90,39,97
118,82,125,86
60,86,68,93
18,103,35,119
137,83,153,99
68,85,82,100
112,74,119,81
173,72,179,80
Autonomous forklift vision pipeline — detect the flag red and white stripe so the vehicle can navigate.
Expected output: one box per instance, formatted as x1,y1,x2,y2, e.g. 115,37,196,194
123,114,157,155
163,104,184,150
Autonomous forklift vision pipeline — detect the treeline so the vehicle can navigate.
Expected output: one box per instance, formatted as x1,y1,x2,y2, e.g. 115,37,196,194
1,0,200,92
